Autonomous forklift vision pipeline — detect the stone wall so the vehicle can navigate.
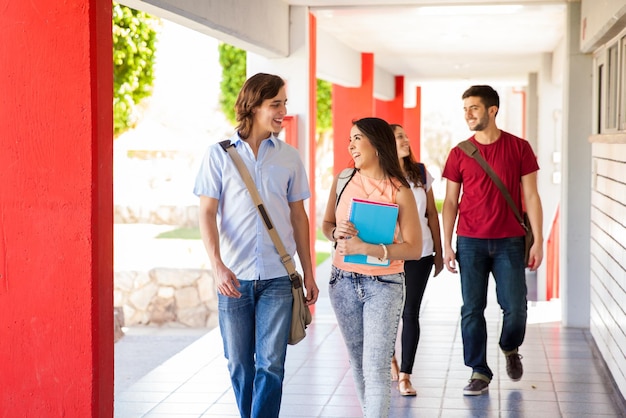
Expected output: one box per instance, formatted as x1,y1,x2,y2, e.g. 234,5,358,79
114,267,218,329
114,204,199,227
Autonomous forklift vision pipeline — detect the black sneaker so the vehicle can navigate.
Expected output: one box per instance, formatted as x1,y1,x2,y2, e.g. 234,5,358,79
463,379,489,396
506,352,524,381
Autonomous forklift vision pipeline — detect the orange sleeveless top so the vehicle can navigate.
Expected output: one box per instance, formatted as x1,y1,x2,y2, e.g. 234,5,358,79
332,171,404,276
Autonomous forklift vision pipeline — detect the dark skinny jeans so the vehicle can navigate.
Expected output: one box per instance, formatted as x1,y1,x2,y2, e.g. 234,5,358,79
400,255,434,374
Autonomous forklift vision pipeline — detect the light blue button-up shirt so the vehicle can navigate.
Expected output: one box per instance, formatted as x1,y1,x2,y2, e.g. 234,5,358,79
193,133,310,280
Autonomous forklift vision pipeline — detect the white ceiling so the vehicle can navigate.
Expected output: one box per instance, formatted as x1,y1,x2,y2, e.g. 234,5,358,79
287,0,568,85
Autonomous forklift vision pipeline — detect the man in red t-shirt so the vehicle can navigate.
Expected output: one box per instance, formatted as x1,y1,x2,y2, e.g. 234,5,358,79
442,85,544,396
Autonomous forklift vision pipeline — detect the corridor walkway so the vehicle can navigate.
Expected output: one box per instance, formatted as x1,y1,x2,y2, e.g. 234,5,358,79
114,260,626,417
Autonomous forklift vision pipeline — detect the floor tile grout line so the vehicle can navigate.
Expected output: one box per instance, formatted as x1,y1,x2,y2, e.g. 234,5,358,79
114,257,626,417
538,321,564,418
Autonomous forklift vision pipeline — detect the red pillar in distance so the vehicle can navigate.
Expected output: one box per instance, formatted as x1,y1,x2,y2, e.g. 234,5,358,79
403,86,422,162
331,53,375,174
375,76,405,126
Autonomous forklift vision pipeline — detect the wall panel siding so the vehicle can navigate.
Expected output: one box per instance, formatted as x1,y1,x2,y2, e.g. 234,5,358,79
589,303,626,394
590,142,626,398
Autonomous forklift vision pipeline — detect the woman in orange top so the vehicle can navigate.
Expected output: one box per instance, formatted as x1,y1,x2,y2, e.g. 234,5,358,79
322,117,422,417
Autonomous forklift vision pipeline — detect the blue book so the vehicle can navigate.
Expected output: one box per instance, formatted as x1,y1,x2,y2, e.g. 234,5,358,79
344,198,399,266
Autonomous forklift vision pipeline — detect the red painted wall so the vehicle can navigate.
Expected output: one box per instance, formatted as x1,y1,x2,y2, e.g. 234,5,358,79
547,206,560,300
308,12,317,276
403,86,422,161
332,53,375,173
375,76,404,125
0,1,114,416
333,71,422,170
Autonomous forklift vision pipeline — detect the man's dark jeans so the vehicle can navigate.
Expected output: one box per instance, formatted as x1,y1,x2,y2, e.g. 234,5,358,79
457,236,528,381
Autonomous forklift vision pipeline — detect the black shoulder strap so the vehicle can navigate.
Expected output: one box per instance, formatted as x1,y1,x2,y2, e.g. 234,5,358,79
417,162,426,187
458,140,525,228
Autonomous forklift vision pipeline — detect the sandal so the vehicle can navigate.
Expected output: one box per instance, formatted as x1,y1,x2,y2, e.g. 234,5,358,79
390,355,399,381
398,377,417,396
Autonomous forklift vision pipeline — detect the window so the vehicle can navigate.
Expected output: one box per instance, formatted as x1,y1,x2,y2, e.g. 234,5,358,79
593,27,626,134
606,44,618,131
597,62,603,134
617,36,626,131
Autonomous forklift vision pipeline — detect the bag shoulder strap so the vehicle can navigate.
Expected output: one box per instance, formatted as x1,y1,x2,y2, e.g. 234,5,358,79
219,140,301,285
457,140,526,228
335,168,357,210
417,162,426,187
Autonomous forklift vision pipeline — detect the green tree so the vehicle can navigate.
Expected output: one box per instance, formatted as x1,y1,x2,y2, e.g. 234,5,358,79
218,43,246,125
113,3,159,137
216,44,333,135
314,79,334,228
316,79,332,134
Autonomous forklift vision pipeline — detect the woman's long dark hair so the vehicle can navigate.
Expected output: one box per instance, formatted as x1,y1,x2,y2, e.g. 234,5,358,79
234,73,285,139
390,123,425,188
353,118,409,189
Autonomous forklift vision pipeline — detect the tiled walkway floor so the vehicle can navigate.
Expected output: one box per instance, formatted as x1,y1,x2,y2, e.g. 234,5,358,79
114,260,626,417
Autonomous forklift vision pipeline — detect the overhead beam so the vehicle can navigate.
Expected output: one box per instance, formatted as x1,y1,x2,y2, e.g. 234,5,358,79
119,0,290,57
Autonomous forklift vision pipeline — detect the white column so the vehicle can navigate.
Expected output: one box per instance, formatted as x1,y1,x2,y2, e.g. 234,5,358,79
560,1,593,327
535,52,564,301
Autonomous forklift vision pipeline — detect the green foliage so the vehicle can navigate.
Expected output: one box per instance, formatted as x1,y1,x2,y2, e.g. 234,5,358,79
218,43,247,125
215,44,331,133
156,227,201,240
113,3,158,137
316,251,331,266
215,49,335,234
157,226,330,265
316,79,332,133
435,199,443,213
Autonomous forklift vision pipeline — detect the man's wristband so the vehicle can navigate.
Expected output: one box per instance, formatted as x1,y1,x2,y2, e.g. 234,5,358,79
330,227,337,242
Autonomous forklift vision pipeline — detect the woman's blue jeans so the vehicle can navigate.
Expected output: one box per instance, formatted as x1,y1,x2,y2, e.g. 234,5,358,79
456,236,527,381
329,266,404,418
218,275,292,418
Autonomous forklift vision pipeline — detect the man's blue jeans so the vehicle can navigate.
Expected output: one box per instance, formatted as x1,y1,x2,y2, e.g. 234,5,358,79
456,236,527,381
329,266,404,418
218,275,292,418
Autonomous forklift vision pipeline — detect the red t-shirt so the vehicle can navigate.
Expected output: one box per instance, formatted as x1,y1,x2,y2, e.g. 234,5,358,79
442,131,539,239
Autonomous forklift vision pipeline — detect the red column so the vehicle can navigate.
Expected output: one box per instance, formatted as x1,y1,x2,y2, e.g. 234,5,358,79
308,12,317,279
547,207,561,300
331,53,375,174
0,1,114,416
403,86,422,162
375,76,405,125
